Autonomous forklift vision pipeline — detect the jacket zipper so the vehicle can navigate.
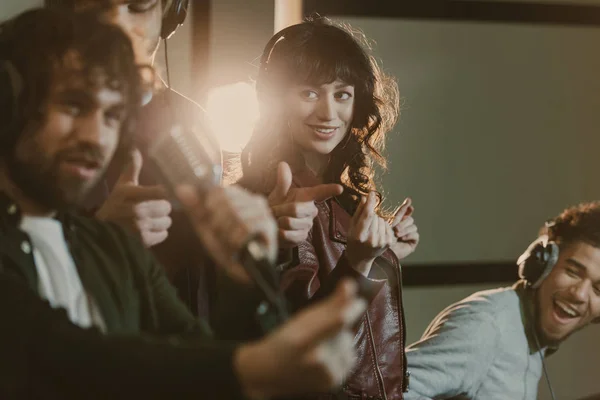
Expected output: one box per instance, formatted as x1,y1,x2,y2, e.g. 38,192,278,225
365,310,387,400
394,262,408,394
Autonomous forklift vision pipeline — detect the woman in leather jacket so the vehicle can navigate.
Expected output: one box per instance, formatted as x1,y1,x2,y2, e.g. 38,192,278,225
238,18,420,400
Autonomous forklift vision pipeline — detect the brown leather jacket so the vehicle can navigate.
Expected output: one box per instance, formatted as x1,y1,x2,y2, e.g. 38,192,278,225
281,171,408,400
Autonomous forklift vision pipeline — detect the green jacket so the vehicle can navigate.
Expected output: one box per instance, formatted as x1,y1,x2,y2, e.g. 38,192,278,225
0,192,247,399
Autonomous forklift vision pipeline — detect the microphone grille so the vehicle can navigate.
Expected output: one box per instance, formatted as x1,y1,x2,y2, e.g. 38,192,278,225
148,125,222,192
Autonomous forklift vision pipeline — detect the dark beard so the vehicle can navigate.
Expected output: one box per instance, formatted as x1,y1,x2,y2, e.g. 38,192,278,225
6,145,104,212
6,153,75,211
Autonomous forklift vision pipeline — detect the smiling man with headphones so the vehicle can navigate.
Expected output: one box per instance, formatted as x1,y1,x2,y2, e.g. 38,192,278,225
44,0,221,317
404,202,600,400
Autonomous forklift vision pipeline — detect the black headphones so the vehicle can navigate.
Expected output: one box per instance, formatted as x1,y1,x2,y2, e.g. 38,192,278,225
517,222,560,289
161,0,189,40
44,0,188,40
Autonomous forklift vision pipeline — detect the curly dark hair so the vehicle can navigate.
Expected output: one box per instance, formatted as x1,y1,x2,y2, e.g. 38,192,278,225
240,17,399,215
0,7,145,160
543,201,600,250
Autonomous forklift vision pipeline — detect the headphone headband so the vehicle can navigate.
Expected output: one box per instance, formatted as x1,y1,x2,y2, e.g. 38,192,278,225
518,235,559,289
161,0,188,40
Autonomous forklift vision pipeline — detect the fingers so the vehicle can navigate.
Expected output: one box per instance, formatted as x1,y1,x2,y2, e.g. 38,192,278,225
364,192,378,216
279,229,310,246
395,224,418,239
393,215,418,243
116,148,143,186
138,216,172,232
351,196,367,225
278,216,313,231
385,222,396,246
296,183,344,203
363,213,378,244
391,197,412,227
378,217,388,248
353,192,376,224
268,162,293,205
271,201,318,219
361,213,398,251
134,205,172,247
277,214,313,246
228,214,277,264
400,231,420,244
249,213,279,261
133,199,172,219
354,194,377,241
393,216,414,235
275,210,316,248
212,189,273,246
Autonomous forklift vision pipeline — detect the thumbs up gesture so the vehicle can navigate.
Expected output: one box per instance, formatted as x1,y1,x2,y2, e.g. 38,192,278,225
268,162,343,248
95,149,172,247
346,192,397,276
388,197,420,260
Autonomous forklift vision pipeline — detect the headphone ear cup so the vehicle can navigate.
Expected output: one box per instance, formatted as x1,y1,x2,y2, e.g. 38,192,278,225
518,238,559,288
160,0,188,40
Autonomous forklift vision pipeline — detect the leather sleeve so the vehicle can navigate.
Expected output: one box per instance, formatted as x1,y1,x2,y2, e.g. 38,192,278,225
280,232,387,312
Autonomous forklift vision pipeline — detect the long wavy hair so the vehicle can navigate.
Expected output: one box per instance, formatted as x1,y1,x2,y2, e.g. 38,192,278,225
240,17,399,215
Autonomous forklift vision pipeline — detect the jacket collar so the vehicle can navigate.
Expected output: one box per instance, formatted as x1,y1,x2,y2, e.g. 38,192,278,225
0,191,75,232
0,191,22,229
0,191,122,331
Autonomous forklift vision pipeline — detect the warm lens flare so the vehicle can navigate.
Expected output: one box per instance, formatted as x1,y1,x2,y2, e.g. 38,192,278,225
206,82,259,153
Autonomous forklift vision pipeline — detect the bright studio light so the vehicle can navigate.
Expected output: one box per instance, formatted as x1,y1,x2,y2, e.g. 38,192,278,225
206,82,259,153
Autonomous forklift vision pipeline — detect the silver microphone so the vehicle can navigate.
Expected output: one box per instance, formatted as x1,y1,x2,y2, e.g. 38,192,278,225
147,124,222,193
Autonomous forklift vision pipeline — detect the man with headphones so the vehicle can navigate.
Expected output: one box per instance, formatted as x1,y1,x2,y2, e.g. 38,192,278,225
404,202,600,400
0,7,365,399
43,0,222,316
